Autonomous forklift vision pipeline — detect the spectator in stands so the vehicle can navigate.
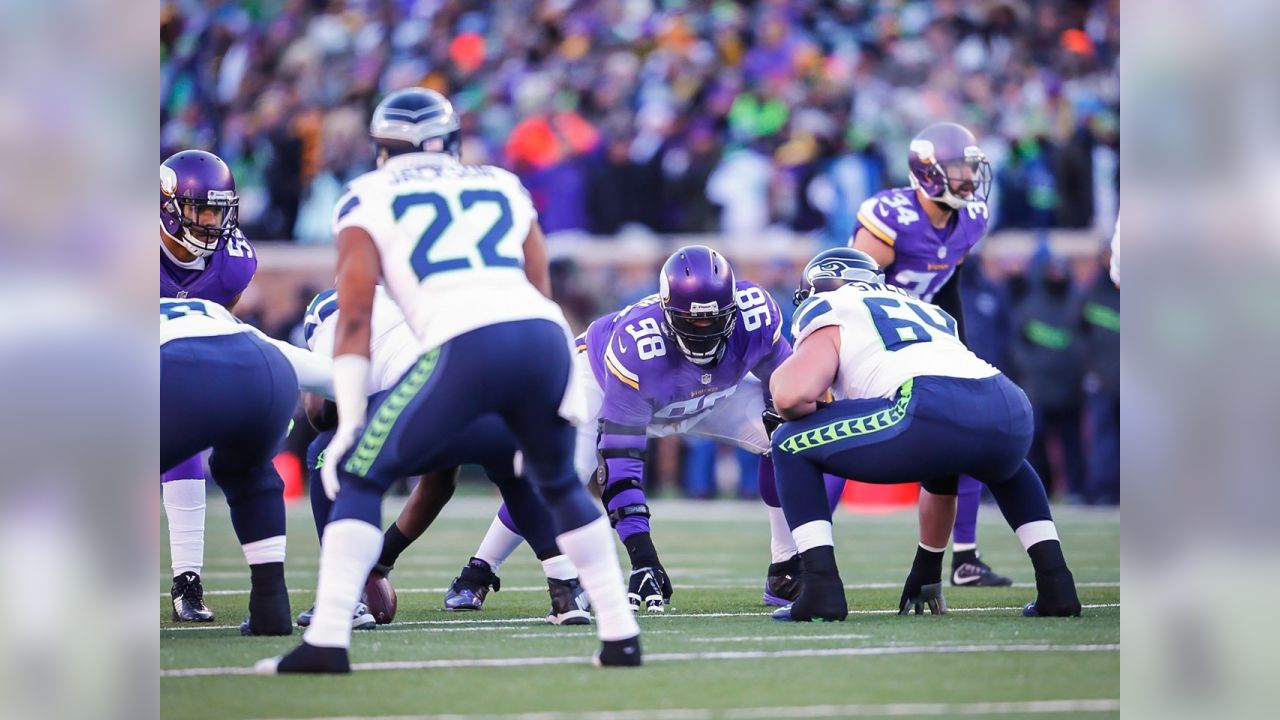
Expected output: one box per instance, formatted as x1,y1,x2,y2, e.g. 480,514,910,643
1076,248,1121,505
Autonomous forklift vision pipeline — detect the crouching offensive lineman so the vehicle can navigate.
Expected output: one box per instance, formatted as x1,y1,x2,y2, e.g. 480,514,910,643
767,249,1081,622
160,298,332,634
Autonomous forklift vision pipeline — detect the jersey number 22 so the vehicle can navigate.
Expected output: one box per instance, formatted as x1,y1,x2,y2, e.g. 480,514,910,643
393,190,520,280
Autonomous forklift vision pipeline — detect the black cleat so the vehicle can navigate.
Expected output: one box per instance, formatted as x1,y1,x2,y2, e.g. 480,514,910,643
170,571,214,622
443,557,500,611
898,582,948,615
239,587,293,636
772,546,847,622
593,635,642,667
546,578,591,626
627,567,666,613
951,556,1014,587
256,641,350,674
763,555,803,607
1023,568,1082,617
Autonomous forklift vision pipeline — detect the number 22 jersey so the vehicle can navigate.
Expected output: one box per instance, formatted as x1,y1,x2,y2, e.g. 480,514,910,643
333,153,566,351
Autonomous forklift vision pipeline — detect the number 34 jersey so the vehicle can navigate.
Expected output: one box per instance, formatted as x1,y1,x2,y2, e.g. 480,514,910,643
581,281,791,428
792,283,997,402
852,187,989,302
333,153,565,351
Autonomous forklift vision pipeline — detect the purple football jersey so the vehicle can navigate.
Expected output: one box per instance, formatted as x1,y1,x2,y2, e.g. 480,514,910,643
581,281,790,428
852,187,989,301
159,229,257,306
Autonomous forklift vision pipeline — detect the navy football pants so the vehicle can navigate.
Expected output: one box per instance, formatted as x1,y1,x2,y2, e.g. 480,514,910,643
771,374,1053,535
161,333,296,546
331,320,599,539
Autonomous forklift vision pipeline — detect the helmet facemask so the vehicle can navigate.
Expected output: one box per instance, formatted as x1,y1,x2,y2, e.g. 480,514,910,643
912,146,993,210
170,192,238,257
663,305,737,366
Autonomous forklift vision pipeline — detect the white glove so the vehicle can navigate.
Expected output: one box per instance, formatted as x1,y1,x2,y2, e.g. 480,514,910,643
320,423,362,501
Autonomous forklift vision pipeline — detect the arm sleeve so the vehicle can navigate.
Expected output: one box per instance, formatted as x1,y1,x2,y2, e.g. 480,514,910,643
252,330,335,399
932,270,966,344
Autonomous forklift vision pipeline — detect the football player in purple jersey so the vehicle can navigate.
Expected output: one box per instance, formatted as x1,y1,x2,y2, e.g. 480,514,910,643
159,149,259,621
849,122,1012,587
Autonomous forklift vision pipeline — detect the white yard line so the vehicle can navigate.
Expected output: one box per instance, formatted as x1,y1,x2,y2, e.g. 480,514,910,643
162,642,1118,678
163,602,1120,633
162,581,1120,598
253,698,1120,720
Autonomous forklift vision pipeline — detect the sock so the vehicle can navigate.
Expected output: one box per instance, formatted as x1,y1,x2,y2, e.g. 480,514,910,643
622,532,660,569
790,520,833,554
952,546,978,566
799,544,838,576
164,478,206,576
556,517,639,642
952,475,982,545
242,535,286,566
912,543,945,580
473,513,525,573
541,554,578,581
1017,520,1067,574
378,523,413,570
304,519,382,649
249,561,287,594
767,506,798,563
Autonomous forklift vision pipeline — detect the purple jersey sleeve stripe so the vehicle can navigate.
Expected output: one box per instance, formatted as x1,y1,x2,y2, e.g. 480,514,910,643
857,211,895,246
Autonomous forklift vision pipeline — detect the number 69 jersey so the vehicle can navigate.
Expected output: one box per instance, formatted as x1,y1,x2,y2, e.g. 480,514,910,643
792,282,997,402
333,153,565,351
852,187,988,302
582,281,789,429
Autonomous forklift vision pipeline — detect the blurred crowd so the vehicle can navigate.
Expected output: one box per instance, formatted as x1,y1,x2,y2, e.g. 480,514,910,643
161,0,1119,244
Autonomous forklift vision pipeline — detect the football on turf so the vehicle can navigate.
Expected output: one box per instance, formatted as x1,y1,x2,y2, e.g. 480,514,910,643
364,571,398,624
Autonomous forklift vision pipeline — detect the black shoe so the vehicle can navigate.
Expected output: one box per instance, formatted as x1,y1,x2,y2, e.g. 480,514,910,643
763,555,802,607
170,571,214,622
772,546,847,622
546,578,591,626
443,557,500,611
256,641,350,674
1023,568,1082,617
593,635,642,667
627,567,666,613
239,587,293,636
951,556,1014,587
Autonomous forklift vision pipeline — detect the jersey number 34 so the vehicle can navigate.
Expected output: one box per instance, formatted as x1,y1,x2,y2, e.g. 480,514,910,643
393,190,519,280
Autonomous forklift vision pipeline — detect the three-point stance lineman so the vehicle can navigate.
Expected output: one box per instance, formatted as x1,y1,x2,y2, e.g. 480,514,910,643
767,248,1081,622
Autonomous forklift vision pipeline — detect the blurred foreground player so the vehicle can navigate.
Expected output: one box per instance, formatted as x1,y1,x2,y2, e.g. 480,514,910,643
849,122,1011,587
298,287,590,627
258,88,639,675
161,298,332,634
769,249,1080,622
160,149,258,621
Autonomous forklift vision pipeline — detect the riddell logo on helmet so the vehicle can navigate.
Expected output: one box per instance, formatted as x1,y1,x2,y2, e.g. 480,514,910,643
690,301,719,313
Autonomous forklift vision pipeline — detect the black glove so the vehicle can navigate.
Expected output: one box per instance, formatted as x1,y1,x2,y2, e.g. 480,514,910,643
762,403,784,440
898,545,948,615
652,561,674,601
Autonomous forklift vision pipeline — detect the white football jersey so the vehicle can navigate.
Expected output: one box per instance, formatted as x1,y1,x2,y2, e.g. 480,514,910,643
305,286,423,393
161,297,253,345
333,153,567,351
791,282,997,401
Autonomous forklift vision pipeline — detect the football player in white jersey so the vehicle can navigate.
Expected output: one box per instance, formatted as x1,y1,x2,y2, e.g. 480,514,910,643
766,249,1081,622
258,88,639,674
161,298,332,634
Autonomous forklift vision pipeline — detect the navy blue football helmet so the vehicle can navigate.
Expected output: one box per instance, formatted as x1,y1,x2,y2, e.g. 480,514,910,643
793,247,884,306
369,88,461,164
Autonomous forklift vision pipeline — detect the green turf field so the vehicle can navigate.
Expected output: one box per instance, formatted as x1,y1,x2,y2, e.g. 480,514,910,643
160,494,1119,719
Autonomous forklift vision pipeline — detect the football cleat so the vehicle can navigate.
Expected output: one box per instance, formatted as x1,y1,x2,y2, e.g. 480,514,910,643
256,641,350,675
546,577,591,626
951,557,1014,587
898,582,948,615
592,635,642,667
443,557,500,611
770,574,848,622
1023,569,1082,617
296,603,378,630
627,567,666,613
170,571,214,622
763,555,803,607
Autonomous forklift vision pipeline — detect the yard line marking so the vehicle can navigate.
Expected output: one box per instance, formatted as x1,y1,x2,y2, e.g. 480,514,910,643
161,581,1120,598
162,603,1119,632
252,698,1121,719
162,642,1118,678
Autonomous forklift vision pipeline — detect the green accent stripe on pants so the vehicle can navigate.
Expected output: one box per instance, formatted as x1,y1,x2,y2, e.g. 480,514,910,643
777,379,914,455
344,348,442,476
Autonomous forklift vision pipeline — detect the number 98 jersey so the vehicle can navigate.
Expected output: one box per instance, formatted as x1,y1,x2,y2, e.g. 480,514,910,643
852,187,989,302
333,153,566,350
791,283,997,402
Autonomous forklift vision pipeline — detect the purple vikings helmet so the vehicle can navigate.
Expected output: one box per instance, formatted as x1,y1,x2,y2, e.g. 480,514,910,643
659,245,737,365
160,150,239,257
907,122,993,210
793,248,884,306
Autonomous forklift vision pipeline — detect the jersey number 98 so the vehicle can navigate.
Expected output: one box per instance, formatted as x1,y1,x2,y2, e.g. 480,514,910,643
624,318,666,360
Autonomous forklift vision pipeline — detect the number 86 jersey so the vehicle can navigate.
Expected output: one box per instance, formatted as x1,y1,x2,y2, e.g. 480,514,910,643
333,153,566,351
582,281,790,428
